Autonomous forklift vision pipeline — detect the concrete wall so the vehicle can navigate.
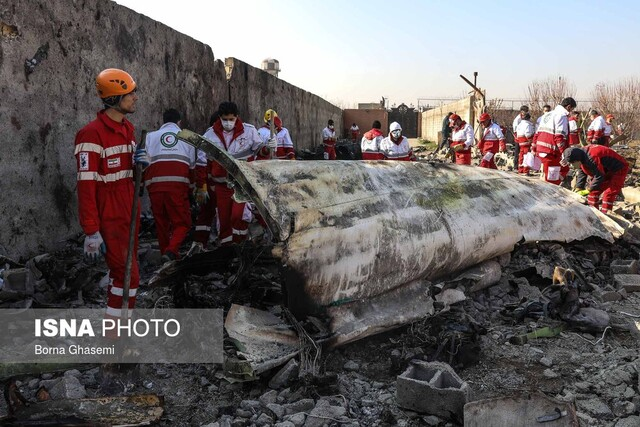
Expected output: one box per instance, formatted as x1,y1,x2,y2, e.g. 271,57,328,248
0,0,340,259
342,109,388,140
420,97,475,142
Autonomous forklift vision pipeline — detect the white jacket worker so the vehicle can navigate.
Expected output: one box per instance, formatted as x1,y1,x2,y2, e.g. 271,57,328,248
587,110,607,145
449,114,475,165
257,109,295,159
515,114,535,174
379,122,415,161
144,109,196,262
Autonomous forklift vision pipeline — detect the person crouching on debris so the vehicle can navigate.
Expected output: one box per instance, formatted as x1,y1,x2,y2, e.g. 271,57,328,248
144,109,196,263
361,120,385,160
448,114,475,165
587,109,607,146
379,122,416,161
322,119,337,160
74,68,148,320
258,109,295,159
477,113,506,169
561,146,628,213
204,102,269,245
515,113,535,174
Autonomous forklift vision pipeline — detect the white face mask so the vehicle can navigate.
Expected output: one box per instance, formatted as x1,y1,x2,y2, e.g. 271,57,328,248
328,125,334,130
391,130,401,138
221,119,236,131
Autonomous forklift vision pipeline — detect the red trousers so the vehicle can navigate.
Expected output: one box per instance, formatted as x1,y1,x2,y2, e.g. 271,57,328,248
193,183,217,245
479,149,498,169
589,167,628,212
149,188,191,257
324,145,336,160
451,144,471,165
99,182,140,320
517,145,530,174
539,153,563,185
214,183,249,245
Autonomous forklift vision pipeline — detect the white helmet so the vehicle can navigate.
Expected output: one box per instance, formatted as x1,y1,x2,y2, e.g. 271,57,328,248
390,121,402,132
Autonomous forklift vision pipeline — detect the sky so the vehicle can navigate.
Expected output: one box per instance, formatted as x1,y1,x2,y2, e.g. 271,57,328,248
114,0,640,109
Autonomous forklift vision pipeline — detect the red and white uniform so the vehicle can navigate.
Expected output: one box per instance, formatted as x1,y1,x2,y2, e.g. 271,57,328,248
604,122,613,145
322,126,337,160
587,115,606,145
361,128,385,160
350,124,360,142
258,124,295,160
144,122,195,258
380,135,414,161
74,110,139,319
515,119,535,174
568,116,580,147
450,122,474,165
572,145,628,212
197,119,266,245
478,122,505,169
532,105,569,185
193,129,217,246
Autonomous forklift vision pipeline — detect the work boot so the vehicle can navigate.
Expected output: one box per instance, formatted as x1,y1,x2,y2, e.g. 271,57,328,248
160,251,177,264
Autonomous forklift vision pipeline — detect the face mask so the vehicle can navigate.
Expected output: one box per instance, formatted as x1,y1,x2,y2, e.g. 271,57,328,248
391,130,401,138
221,119,236,131
328,125,334,130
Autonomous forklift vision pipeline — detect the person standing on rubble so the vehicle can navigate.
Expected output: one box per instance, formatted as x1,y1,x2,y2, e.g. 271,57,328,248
512,106,529,170
561,145,628,213
449,114,474,165
532,97,576,185
436,112,454,156
361,120,385,160
201,102,269,245
74,68,148,319
379,122,416,161
587,110,607,145
477,113,506,169
515,113,535,174
604,114,615,145
258,109,295,160
322,119,337,160
190,113,219,254
568,111,581,147
349,122,360,143
144,109,196,262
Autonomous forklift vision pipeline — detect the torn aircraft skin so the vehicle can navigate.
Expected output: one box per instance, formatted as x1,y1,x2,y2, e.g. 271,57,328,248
177,130,622,346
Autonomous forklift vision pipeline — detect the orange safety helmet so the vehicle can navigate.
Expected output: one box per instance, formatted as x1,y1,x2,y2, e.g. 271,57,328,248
479,113,491,122
96,68,136,99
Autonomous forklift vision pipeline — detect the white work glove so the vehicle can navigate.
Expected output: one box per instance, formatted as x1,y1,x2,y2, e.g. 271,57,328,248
84,232,106,263
133,147,150,167
267,137,278,150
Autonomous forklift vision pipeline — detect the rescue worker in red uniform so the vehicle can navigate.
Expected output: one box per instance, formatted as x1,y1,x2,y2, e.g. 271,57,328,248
349,123,360,143
604,114,615,145
449,114,475,165
586,110,607,145
477,113,506,169
561,145,628,213
322,119,337,160
379,122,416,161
74,68,148,320
532,97,576,185
361,120,385,160
257,109,296,160
568,111,581,147
144,109,196,262
515,113,535,174
200,102,268,245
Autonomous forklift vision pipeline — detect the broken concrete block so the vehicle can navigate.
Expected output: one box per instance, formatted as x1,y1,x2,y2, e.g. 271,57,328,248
611,259,639,274
48,375,86,400
396,360,470,420
269,359,299,390
614,274,640,292
0,268,34,300
435,289,466,306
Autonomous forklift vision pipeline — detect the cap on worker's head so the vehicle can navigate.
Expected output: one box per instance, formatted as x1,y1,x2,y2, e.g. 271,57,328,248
328,119,334,125
606,114,615,120
96,68,136,99
390,121,402,132
264,108,278,123
561,146,581,165
449,114,461,122
590,109,599,117
520,105,529,113
479,113,491,122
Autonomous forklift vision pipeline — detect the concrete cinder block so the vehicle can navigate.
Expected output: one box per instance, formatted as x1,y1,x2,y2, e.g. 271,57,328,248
614,274,640,293
610,260,639,275
0,268,35,300
396,360,470,420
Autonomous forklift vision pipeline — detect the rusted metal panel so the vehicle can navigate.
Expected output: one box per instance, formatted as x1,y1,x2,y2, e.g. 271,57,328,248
178,130,621,335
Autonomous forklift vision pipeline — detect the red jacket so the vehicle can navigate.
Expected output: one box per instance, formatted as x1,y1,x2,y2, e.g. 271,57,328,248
74,110,136,235
567,145,628,191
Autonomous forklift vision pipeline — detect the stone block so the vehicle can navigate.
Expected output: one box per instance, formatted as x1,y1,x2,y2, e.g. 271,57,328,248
269,359,299,390
614,274,640,292
48,375,86,400
610,259,639,274
0,268,35,300
396,360,469,420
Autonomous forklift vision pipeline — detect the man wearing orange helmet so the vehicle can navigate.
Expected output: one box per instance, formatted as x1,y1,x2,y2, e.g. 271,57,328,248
74,68,148,320
448,114,474,165
477,113,506,169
